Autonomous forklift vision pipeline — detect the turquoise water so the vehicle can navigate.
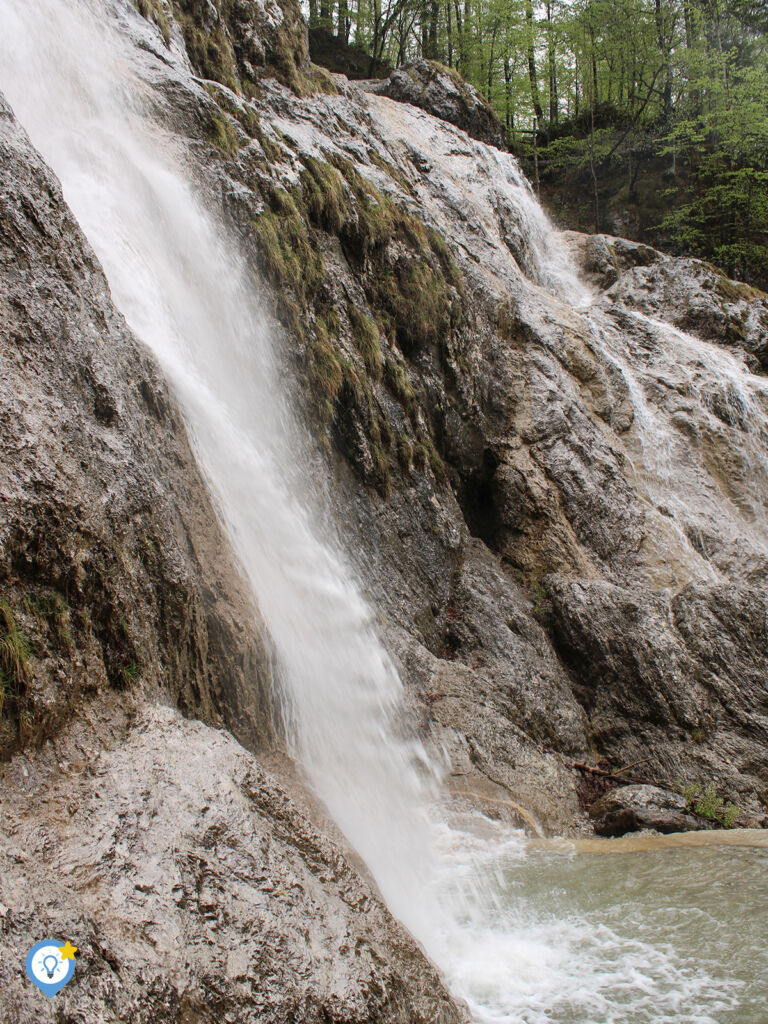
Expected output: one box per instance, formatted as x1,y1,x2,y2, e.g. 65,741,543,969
436,835,768,1024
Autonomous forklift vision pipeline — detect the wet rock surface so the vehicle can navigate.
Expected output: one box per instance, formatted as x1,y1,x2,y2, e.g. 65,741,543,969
0,84,470,1022
0,699,464,1023
117,0,768,831
588,784,712,836
369,58,507,150
3,0,768,891
567,230,768,373
0,92,274,759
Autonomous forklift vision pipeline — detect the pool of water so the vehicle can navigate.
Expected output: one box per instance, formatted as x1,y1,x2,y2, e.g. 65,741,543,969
429,827,768,1024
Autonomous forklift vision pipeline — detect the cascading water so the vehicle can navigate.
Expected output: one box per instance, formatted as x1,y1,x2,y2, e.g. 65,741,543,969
0,2,764,1021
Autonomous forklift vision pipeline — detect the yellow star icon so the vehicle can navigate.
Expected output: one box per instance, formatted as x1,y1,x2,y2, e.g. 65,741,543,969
58,941,78,961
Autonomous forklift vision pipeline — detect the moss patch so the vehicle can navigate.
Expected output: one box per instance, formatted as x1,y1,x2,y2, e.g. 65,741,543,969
349,306,383,379
134,0,171,45
714,275,763,304
246,153,462,493
208,112,241,159
0,599,30,724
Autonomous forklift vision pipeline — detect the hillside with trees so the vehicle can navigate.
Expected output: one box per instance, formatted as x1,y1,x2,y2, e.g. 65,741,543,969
309,0,768,287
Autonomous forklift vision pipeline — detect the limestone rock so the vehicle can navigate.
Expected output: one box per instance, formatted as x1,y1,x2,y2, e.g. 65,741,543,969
0,93,274,759
589,784,714,836
0,700,465,1024
131,0,768,830
372,59,507,150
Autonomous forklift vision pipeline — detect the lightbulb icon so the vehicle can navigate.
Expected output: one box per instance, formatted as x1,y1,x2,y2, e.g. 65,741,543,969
26,940,76,996
42,954,59,979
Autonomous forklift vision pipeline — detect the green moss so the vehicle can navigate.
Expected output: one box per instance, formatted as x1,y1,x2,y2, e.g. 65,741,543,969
301,157,347,234
423,435,447,482
372,257,460,354
715,275,762,304
329,154,395,258
396,433,413,471
208,113,240,159
121,662,140,688
250,198,325,305
384,356,415,410
275,294,304,339
379,414,393,449
367,150,416,196
243,155,461,491
307,317,344,421
23,592,72,652
349,306,383,379
298,64,340,96
134,0,171,45
174,6,240,92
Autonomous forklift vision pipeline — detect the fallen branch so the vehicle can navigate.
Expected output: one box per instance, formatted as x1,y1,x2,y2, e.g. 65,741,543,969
571,761,651,786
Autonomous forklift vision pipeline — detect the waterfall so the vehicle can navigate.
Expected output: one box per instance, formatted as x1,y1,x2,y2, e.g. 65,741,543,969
0,1,746,1020
0,0,438,933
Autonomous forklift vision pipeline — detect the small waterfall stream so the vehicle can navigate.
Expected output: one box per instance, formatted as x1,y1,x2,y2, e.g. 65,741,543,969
0,2,764,1021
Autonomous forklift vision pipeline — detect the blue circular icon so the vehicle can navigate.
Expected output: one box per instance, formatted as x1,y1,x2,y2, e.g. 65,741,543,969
26,940,76,997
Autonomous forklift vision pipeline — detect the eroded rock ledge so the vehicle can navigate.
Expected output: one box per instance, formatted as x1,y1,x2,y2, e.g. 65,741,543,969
0,698,464,1023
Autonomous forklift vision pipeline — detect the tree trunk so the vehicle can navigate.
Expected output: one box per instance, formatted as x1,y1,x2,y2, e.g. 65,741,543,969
526,0,544,121
337,0,349,42
546,0,558,124
446,0,453,65
654,0,673,120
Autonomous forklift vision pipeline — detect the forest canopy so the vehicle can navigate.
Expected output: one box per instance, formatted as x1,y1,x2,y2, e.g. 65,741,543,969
307,0,768,287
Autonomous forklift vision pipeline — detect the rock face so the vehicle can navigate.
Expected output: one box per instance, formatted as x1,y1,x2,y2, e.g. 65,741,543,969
118,0,768,831
2,0,768,1015
567,231,768,373
371,59,507,150
0,699,463,1023
0,92,274,759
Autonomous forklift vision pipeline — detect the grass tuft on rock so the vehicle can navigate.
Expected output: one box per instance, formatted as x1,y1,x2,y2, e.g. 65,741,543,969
349,306,384,379
0,600,30,721
208,113,241,159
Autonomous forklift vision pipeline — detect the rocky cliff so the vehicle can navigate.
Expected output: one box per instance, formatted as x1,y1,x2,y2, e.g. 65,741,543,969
115,0,768,830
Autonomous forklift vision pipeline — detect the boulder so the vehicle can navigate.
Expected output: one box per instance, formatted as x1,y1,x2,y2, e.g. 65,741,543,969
373,59,507,150
0,701,466,1024
589,784,714,836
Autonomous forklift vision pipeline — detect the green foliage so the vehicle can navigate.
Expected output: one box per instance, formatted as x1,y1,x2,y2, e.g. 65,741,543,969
121,662,140,687
349,306,384,378
679,782,741,828
310,0,768,287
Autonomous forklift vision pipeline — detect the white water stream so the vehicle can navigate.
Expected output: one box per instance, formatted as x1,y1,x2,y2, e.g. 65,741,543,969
0,2,764,1020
